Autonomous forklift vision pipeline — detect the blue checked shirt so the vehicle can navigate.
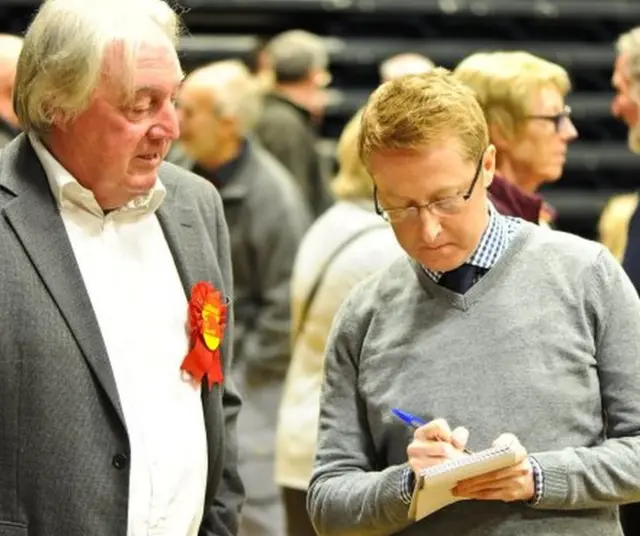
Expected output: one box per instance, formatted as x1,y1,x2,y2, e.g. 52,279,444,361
400,205,544,506
422,203,519,284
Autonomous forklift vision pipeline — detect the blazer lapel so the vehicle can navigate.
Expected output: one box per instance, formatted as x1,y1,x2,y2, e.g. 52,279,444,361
0,137,126,426
156,165,213,297
156,165,224,407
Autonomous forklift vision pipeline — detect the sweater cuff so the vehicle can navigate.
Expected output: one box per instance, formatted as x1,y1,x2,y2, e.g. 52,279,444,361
527,451,569,508
527,456,544,506
380,464,414,524
400,467,415,505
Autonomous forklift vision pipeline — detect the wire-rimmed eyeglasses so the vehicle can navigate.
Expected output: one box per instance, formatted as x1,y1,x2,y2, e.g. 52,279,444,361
374,152,485,224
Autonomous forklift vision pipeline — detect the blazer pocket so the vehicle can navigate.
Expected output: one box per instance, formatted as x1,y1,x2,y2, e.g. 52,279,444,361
0,521,27,536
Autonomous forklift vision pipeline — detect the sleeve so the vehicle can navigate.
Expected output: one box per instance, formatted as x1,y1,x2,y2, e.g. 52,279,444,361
257,118,331,217
199,187,245,536
242,189,311,377
306,288,413,536
531,248,640,510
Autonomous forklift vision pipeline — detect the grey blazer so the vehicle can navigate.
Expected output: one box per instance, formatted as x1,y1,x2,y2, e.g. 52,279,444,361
0,136,244,536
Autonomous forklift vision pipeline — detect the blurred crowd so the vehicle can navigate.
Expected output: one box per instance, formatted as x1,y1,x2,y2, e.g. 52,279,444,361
2,16,640,536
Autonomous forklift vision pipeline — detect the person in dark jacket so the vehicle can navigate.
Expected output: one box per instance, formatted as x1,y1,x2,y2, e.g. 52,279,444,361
612,28,640,302
611,26,640,535
254,30,333,218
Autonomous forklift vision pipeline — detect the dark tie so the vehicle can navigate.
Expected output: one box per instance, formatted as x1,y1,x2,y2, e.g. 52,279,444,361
438,263,479,294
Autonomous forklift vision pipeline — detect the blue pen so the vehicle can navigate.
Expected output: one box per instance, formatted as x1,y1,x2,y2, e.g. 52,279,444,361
391,408,427,428
391,408,473,454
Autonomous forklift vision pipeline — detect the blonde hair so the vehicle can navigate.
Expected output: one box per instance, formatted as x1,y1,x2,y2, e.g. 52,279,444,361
359,67,489,167
454,51,571,140
598,192,639,262
330,109,374,200
14,0,184,135
617,27,640,91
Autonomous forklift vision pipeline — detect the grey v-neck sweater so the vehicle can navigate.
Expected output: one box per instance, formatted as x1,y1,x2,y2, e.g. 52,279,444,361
308,222,640,536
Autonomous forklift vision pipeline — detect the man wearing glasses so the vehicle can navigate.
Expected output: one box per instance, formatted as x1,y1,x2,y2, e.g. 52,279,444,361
307,69,640,535
454,51,578,227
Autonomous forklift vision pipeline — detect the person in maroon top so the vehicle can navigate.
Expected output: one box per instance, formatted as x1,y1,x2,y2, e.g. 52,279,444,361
454,51,577,225
488,173,557,225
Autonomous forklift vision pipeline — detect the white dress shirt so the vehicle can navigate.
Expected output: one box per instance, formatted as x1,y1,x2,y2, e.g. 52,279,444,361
30,135,208,536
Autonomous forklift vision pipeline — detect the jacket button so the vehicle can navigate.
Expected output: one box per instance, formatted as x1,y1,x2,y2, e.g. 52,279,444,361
112,453,128,470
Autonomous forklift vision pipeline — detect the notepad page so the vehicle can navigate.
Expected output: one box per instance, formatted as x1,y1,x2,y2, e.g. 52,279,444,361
420,444,518,485
409,444,520,521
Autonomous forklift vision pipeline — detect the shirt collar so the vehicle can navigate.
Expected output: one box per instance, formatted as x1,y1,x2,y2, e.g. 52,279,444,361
467,202,508,270
422,202,509,281
29,133,166,218
193,138,249,192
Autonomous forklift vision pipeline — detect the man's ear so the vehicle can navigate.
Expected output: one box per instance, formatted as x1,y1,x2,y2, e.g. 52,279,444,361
482,144,497,188
219,115,241,143
49,110,68,132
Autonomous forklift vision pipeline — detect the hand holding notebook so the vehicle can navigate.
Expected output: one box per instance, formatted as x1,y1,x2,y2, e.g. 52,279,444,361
450,433,534,504
409,441,522,520
398,412,531,520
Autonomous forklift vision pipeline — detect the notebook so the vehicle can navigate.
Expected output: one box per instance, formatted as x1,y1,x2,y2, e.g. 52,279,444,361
408,443,520,520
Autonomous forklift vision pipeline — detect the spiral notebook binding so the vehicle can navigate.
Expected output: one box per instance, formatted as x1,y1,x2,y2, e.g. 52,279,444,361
419,444,513,479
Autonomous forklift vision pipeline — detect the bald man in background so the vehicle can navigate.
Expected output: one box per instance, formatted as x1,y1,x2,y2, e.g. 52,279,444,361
174,60,311,536
0,34,23,147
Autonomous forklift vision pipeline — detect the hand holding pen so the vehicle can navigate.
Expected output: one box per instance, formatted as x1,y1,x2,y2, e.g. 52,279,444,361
392,409,473,454
392,408,473,474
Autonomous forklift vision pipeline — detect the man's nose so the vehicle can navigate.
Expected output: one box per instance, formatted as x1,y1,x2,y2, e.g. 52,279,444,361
150,100,180,141
561,117,578,141
418,207,442,242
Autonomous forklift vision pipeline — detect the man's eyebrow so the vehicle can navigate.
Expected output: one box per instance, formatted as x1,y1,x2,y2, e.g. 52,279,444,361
133,85,162,95
381,183,467,205
430,183,468,197
133,78,185,96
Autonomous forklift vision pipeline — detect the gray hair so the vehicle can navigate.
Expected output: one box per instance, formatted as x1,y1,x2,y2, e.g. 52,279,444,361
379,53,435,82
266,30,328,83
14,0,184,135
617,27,640,84
188,60,263,136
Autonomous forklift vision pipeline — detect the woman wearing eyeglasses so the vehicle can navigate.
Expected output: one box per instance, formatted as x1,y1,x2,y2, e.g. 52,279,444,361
454,51,578,226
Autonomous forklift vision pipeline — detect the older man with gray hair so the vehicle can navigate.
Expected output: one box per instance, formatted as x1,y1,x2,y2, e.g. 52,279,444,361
0,0,244,535
254,30,332,218
176,59,311,536
0,33,22,147
611,26,640,535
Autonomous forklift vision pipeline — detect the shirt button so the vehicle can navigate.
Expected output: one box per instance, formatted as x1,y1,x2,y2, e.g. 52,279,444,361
112,453,128,470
